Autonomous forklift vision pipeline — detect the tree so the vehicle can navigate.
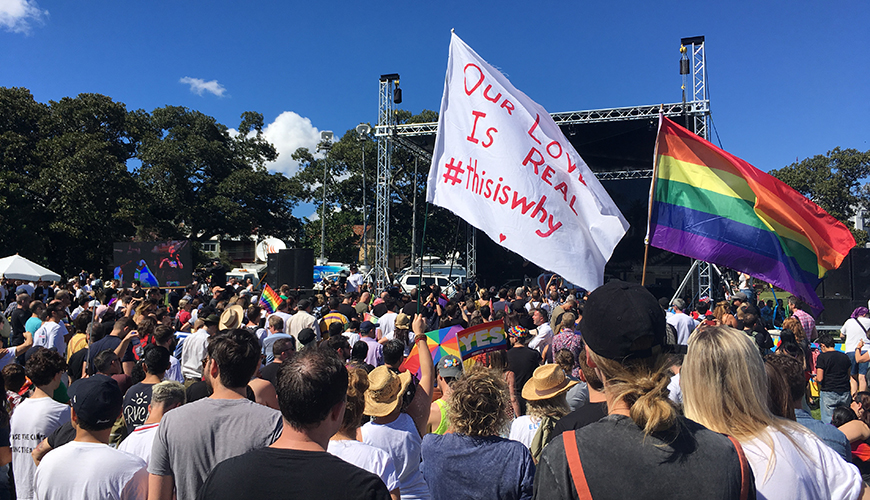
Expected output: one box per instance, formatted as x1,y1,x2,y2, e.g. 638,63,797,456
289,110,460,266
770,147,870,246
136,107,302,245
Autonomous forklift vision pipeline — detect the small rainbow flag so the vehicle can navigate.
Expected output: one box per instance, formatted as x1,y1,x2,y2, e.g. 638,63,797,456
259,283,283,314
400,325,463,379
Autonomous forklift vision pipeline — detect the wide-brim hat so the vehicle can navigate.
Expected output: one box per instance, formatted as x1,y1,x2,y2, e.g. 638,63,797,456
365,366,413,417
395,313,411,330
219,305,244,330
521,364,577,401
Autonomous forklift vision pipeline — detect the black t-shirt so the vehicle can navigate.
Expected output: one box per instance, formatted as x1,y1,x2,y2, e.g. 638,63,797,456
817,350,851,393
68,347,88,382
259,362,281,387
401,301,419,316
507,345,541,409
338,304,358,321
123,382,155,433
197,447,390,500
551,401,609,438
10,308,29,346
87,335,135,373
46,421,76,449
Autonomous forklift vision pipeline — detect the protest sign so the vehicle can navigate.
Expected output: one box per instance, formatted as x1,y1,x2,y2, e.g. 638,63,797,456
427,32,629,291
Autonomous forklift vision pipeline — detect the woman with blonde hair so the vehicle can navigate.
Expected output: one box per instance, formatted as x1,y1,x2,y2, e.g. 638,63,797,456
329,367,400,500
535,281,752,500
712,300,738,328
682,325,866,499
509,364,574,462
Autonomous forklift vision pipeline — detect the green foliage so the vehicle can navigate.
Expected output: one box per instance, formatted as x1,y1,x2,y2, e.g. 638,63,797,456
288,110,463,265
0,87,301,276
770,147,870,246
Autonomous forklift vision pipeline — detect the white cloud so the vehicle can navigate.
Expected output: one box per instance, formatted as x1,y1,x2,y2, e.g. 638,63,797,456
179,77,226,97
0,0,48,34
261,111,323,176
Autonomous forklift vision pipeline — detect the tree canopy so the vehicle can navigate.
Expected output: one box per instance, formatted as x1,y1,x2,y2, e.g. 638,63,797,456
770,147,870,245
0,87,301,276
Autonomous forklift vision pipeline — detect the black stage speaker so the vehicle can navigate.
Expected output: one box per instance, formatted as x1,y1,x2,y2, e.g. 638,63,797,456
851,248,870,303
818,298,856,325
819,252,852,299
280,248,313,289
266,253,288,288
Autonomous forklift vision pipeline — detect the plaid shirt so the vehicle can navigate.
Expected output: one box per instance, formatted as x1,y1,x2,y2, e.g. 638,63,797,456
793,308,817,340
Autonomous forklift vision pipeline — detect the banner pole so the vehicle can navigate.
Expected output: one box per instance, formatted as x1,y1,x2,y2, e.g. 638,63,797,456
642,110,665,287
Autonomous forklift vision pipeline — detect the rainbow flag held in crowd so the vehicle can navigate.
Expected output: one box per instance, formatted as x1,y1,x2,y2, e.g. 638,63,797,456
401,325,463,379
258,283,283,314
648,117,855,311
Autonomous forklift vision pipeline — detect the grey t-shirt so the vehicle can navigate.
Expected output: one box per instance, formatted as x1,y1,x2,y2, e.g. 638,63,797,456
148,397,283,500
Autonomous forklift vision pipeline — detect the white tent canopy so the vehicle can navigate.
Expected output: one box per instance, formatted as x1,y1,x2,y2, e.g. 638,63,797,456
0,255,61,282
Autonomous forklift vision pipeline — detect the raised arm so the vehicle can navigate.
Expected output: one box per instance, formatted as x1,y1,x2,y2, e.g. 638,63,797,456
408,314,435,436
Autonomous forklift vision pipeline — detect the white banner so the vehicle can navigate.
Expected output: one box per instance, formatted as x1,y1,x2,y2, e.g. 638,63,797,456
427,32,629,291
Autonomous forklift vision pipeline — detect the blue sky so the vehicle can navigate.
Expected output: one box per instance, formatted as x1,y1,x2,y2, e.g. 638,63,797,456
3,0,868,219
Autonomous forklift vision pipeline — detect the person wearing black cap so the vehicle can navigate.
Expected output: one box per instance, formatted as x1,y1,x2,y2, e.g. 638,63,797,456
533,280,754,500
34,374,148,499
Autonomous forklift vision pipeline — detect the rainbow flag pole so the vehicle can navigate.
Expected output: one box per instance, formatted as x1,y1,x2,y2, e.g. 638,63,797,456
259,283,283,314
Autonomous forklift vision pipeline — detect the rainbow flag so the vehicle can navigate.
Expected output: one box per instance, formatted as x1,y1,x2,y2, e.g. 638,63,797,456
258,283,283,314
400,325,463,379
648,117,855,311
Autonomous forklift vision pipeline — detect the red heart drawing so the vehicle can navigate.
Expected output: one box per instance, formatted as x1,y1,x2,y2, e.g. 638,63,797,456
499,234,506,243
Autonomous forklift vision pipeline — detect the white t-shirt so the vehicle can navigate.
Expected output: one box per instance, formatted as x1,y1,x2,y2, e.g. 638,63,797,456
165,355,183,383
10,397,71,500
377,312,397,341
118,423,160,465
362,413,430,500
667,371,683,405
666,313,698,345
35,441,148,500
528,324,553,362
33,321,69,356
842,317,870,352
346,273,364,293
509,415,541,449
343,331,360,347
742,426,863,500
327,439,399,492
269,311,293,335
180,328,210,380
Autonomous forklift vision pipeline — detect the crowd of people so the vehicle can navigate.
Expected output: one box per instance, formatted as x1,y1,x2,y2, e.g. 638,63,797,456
0,271,868,499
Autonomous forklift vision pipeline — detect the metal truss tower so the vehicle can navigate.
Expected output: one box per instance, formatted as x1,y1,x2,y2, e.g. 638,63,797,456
679,36,713,301
375,74,399,292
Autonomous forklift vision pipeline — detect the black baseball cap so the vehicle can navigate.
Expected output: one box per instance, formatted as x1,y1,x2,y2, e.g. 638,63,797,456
580,280,666,361
298,328,315,346
68,374,122,429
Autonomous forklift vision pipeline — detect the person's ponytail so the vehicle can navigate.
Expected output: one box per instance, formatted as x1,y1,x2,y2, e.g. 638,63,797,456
588,350,677,435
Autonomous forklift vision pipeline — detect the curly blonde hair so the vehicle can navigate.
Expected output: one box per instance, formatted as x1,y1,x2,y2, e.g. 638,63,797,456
447,367,510,437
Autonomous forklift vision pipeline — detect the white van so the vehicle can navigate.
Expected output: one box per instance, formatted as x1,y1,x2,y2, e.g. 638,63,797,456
399,273,464,298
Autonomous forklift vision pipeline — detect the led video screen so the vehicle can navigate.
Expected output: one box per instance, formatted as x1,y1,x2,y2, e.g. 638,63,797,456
113,240,192,287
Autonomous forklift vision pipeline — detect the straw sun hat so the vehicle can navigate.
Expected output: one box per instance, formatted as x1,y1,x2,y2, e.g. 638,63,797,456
521,364,577,401
364,366,414,417
218,305,244,331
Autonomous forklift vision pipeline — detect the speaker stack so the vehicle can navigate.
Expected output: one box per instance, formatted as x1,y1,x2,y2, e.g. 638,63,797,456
815,248,870,324
266,249,314,289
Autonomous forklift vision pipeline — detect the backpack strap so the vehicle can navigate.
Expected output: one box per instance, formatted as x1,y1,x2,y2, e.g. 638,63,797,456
563,430,593,500
726,435,751,500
